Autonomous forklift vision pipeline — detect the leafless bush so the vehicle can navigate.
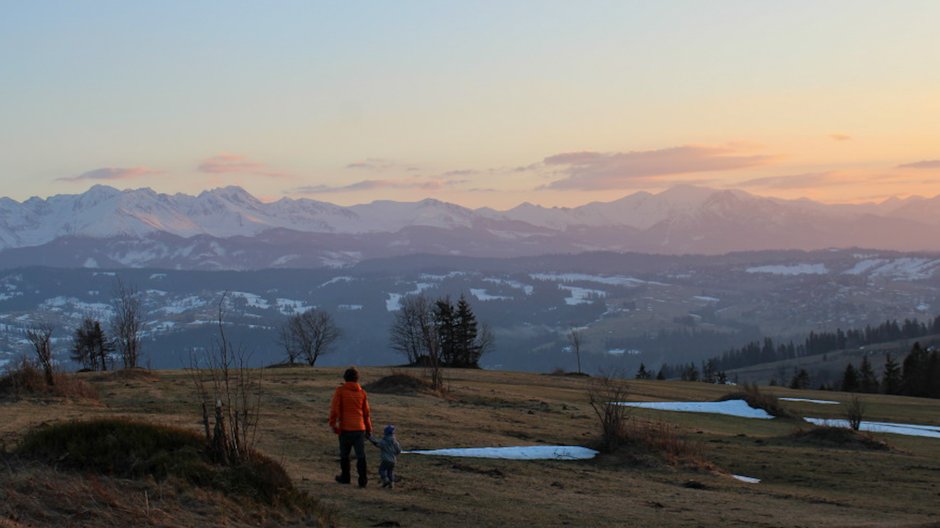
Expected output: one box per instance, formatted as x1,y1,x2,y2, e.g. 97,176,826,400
845,395,865,431
629,419,706,467
0,356,98,400
278,309,341,366
25,322,55,386
189,294,263,465
587,373,630,452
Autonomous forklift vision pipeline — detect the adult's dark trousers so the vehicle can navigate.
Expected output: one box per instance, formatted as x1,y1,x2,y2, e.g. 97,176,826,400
338,430,368,486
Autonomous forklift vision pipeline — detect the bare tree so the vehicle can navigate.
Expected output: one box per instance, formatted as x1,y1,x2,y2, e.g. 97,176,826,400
25,322,55,386
189,294,263,465
389,294,443,390
475,322,495,364
568,328,584,375
111,278,142,369
280,309,341,366
587,373,631,452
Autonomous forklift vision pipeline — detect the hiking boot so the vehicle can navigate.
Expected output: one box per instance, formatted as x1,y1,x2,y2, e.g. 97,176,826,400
335,475,350,484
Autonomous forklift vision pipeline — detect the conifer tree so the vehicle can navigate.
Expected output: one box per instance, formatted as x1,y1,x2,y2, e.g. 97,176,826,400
881,353,902,395
789,368,810,390
858,356,879,393
635,363,651,380
840,362,859,392
901,342,930,397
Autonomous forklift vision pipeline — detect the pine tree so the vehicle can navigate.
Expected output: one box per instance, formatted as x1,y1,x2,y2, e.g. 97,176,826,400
881,353,902,395
433,297,457,366
841,362,859,392
857,356,879,393
901,342,930,397
453,295,480,367
789,368,810,390
655,366,666,380
635,363,651,380
71,318,113,371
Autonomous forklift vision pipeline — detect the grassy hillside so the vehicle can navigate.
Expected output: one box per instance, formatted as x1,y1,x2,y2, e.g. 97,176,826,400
2,367,940,527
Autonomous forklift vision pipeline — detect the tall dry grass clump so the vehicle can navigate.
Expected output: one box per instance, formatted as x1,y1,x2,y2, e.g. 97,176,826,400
0,357,98,401
718,382,792,418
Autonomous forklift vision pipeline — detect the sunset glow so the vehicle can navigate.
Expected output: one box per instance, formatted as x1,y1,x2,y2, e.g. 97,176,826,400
2,1,939,209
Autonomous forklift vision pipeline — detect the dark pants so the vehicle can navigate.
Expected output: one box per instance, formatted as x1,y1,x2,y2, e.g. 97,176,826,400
338,430,368,485
379,460,395,483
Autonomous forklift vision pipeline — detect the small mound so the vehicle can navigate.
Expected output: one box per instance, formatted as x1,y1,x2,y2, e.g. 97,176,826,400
791,426,890,450
88,368,161,383
15,419,309,506
717,383,792,418
365,373,437,395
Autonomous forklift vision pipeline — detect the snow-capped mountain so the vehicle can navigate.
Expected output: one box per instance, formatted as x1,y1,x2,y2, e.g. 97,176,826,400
1,184,939,269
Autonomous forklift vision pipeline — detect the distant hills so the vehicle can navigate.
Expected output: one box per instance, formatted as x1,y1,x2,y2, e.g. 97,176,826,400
2,184,940,270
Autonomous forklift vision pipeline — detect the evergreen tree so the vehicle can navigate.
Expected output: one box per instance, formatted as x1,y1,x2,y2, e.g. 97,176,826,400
452,295,480,367
840,362,859,392
928,349,940,399
70,318,113,371
655,366,666,380
881,353,902,395
681,362,700,382
857,356,879,393
635,363,651,380
789,368,810,390
901,342,930,397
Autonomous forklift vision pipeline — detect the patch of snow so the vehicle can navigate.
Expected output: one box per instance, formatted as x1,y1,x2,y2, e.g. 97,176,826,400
320,276,354,288
779,398,839,405
158,295,206,314
386,293,403,312
149,273,167,280
844,258,888,275
93,271,116,277
917,303,930,312
83,257,99,268
405,446,598,460
694,296,720,303
803,418,940,439
530,272,658,287
866,258,940,281
276,298,315,315
732,474,761,484
615,400,774,420
559,285,606,305
746,264,828,276
470,288,511,301
338,304,363,311
483,277,534,295
229,291,270,309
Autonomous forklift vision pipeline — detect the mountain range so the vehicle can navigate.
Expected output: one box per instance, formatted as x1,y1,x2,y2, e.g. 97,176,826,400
1,184,939,270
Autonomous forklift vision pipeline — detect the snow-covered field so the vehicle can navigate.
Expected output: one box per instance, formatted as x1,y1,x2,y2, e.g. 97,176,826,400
406,446,598,460
732,475,761,484
470,288,511,301
615,400,775,419
803,418,940,439
529,272,656,287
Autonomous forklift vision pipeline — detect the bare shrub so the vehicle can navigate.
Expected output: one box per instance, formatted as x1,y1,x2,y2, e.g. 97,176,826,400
845,395,866,431
629,419,707,467
189,294,263,465
568,329,583,375
587,373,630,452
279,309,341,366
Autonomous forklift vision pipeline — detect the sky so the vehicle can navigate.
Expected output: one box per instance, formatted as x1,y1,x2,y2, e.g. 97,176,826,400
2,1,939,209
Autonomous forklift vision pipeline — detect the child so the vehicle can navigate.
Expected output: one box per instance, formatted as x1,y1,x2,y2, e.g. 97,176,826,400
369,425,402,488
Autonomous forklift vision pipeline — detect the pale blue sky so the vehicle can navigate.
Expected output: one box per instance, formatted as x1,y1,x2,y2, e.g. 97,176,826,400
2,1,939,207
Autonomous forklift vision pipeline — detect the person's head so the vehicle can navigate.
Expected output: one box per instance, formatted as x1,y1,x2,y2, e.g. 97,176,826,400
384,424,396,436
343,367,359,383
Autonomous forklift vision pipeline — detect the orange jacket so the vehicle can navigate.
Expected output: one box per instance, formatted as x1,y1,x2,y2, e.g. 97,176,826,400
328,382,372,434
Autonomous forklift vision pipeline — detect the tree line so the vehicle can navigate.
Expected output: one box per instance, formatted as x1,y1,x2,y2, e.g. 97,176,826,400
698,316,940,373
830,342,940,398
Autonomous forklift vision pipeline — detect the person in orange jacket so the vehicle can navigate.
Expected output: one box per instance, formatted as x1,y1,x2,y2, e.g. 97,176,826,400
329,366,373,487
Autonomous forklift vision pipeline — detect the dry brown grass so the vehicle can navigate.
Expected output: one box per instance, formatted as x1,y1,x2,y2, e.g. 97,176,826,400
790,426,890,451
363,370,440,396
0,359,99,401
1,367,939,527
718,382,793,418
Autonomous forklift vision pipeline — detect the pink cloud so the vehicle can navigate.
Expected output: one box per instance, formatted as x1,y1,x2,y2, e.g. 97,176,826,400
898,159,940,169
543,145,774,190
738,172,839,189
830,133,852,141
197,154,286,177
57,167,162,182
293,178,450,194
